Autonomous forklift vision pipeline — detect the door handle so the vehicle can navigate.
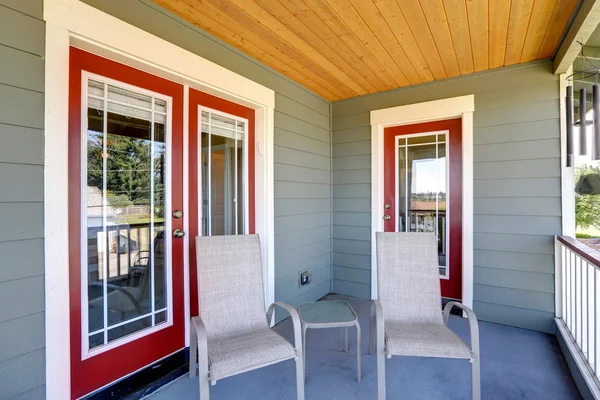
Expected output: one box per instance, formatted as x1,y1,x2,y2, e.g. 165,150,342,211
173,229,185,238
383,215,391,221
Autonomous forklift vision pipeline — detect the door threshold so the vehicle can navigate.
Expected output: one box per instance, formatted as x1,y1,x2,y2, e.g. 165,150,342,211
82,349,188,400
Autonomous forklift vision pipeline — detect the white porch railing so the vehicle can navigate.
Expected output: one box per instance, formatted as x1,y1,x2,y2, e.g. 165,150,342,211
555,235,600,391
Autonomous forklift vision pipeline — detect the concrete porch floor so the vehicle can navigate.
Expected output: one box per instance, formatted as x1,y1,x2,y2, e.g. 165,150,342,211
147,295,581,400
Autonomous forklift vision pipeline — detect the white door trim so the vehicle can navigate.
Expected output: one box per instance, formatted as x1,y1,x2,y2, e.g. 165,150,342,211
43,0,275,397
369,95,475,310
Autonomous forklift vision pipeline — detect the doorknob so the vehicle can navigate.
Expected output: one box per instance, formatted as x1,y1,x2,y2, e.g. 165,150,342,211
383,215,391,221
173,229,185,238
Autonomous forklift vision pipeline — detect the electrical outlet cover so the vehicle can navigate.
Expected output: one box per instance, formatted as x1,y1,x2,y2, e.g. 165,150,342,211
299,271,311,287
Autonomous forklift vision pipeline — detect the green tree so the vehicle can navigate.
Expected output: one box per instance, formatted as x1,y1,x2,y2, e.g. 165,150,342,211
87,113,167,223
575,165,600,229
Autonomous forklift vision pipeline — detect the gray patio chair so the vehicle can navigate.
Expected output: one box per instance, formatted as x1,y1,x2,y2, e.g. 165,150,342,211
370,232,480,400
189,234,304,400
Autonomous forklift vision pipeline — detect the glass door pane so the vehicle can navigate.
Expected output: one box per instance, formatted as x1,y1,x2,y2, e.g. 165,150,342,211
200,110,246,236
85,78,170,351
397,134,448,276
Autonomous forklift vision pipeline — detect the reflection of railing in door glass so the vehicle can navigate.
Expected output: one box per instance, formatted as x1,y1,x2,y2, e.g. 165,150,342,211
85,78,169,350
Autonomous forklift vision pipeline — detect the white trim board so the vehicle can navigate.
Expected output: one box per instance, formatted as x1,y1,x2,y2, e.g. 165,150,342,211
43,0,275,397
559,67,575,238
369,95,475,311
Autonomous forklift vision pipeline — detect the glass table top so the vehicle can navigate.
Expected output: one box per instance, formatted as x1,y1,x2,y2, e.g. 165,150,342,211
298,300,357,324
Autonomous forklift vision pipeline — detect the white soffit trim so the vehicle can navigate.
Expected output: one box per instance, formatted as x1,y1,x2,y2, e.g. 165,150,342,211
44,0,276,397
369,94,475,312
44,0,274,110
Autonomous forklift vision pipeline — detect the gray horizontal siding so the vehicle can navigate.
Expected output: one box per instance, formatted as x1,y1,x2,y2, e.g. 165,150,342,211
9,385,46,400
0,348,45,399
0,2,45,399
82,0,332,318
0,239,44,282
0,312,44,364
0,125,44,165
331,61,561,333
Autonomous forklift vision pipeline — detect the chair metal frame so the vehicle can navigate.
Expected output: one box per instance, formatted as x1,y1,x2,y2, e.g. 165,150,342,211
369,232,481,400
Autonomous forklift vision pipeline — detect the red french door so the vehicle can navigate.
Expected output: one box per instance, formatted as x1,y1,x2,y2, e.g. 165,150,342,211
68,48,185,398
383,119,463,299
188,88,256,317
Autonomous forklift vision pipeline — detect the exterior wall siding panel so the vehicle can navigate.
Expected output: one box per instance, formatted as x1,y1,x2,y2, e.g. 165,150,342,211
0,1,46,398
81,0,332,313
331,61,561,333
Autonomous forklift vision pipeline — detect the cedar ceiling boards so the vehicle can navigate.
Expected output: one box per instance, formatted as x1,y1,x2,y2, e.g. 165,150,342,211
154,0,579,100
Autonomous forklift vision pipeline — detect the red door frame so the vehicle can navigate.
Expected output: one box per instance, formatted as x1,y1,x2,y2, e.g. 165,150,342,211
68,47,185,399
383,119,463,300
188,88,256,318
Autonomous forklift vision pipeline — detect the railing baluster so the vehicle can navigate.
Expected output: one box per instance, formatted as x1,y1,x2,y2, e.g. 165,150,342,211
570,252,577,337
563,247,573,329
586,261,590,356
580,256,584,348
572,249,575,332
563,245,567,321
576,253,579,345
106,226,111,280
555,236,600,379
580,255,584,347
127,225,131,273
592,266,598,374
116,228,121,277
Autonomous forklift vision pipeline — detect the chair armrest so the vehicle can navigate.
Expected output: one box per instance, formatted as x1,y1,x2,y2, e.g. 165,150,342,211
443,301,479,362
369,299,385,355
267,302,303,358
190,316,209,379
191,315,207,342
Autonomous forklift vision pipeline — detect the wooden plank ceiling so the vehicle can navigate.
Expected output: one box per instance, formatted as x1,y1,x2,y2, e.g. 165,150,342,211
153,0,579,100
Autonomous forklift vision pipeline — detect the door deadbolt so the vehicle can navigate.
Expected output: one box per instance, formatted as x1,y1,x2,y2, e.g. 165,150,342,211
384,204,391,209
173,229,185,238
172,210,183,219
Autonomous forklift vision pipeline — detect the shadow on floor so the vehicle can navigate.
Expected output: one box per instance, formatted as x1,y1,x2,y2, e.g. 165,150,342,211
147,294,581,399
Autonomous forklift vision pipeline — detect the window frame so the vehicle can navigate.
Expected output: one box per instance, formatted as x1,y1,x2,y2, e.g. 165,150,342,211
80,71,175,359
197,105,250,237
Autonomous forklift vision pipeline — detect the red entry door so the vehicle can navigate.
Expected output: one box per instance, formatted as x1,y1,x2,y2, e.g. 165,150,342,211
68,48,185,398
188,88,256,318
383,119,463,299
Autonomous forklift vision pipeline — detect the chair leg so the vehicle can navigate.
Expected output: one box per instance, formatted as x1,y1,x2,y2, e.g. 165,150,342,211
355,321,361,383
343,327,348,352
189,323,197,378
295,347,305,400
302,324,308,384
377,347,386,400
198,343,210,400
472,355,481,400
191,318,210,400
369,304,376,354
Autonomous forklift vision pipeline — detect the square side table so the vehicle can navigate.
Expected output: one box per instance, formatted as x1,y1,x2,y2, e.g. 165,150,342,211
298,300,361,382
